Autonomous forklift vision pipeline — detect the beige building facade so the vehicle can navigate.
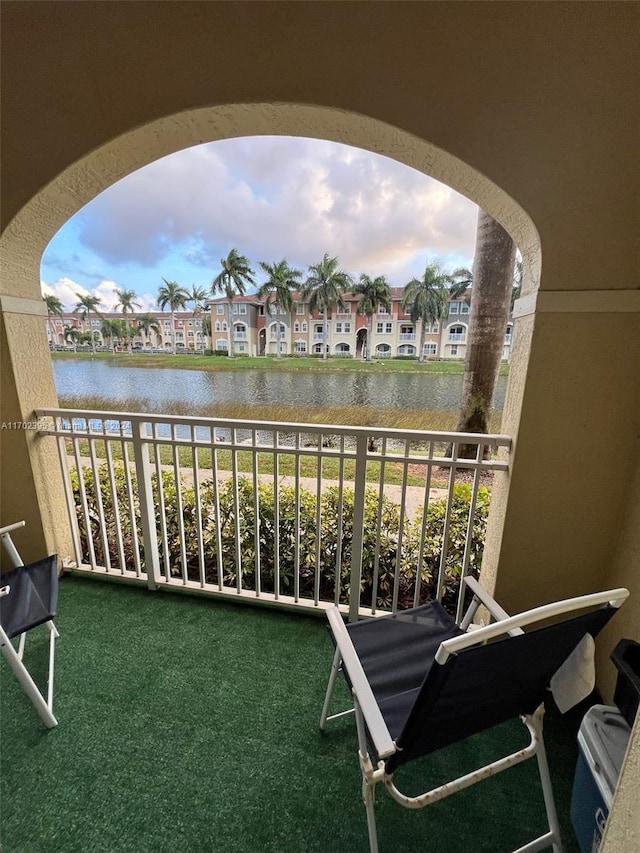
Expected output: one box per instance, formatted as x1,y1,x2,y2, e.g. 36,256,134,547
1,4,638,849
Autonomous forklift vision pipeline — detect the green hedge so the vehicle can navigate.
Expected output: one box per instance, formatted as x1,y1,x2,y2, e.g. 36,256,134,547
71,464,490,611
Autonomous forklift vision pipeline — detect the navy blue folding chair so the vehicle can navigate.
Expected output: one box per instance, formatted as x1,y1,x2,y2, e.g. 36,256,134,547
320,576,628,852
0,521,59,728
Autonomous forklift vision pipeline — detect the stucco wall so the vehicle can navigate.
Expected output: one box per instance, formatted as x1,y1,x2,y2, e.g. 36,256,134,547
1,4,639,845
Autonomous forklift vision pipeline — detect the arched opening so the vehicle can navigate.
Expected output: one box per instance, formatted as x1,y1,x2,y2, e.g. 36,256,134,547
0,100,540,599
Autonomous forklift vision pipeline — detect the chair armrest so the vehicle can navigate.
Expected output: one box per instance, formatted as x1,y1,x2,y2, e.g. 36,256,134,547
462,576,522,634
326,607,396,760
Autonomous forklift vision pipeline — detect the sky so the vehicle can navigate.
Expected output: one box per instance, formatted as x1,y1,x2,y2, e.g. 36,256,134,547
40,136,479,313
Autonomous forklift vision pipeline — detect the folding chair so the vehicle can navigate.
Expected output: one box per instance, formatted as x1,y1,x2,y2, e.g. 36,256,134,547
0,521,59,728
320,576,628,853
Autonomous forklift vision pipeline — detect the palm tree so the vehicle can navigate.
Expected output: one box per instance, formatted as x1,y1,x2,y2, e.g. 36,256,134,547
100,318,123,352
136,314,161,349
455,210,517,454
157,279,189,352
257,259,303,359
351,274,392,362
114,288,141,352
303,254,352,360
62,324,80,352
43,294,64,346
74,293,103,352
189,285,209,314
402,264,451,363
211,249,255,357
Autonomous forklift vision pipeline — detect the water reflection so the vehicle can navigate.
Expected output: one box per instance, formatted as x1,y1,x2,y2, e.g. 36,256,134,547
52,360,507,412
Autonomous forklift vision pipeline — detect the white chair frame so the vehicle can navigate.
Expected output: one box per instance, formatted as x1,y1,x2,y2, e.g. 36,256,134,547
0,521,58,728
320,576,629,853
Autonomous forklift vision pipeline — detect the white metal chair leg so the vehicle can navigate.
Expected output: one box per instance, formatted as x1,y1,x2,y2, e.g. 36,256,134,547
534,714,564,853
363,773,379,853
0,626,58,728
320,647,342,729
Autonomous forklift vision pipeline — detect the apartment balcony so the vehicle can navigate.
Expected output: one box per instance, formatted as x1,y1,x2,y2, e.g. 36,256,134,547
234,332,248,340
399,333,416,342
1,573,585,852
334,312,353,321
448,333,466,343
313,332,325,341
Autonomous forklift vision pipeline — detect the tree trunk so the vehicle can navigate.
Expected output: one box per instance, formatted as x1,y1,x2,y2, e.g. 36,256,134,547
455,210,516,456
418,321,426,363
227,301,234,357
276,310,282,359
366,315,372,361
322,310,328,360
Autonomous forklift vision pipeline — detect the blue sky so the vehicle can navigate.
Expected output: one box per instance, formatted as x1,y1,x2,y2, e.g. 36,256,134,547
41,137,479,312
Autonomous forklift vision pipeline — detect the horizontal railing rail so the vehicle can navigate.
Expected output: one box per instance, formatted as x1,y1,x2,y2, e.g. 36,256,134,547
36,408,510,622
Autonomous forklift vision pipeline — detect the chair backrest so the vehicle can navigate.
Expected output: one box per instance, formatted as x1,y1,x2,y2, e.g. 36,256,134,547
386,603,616,773
0,555,58,639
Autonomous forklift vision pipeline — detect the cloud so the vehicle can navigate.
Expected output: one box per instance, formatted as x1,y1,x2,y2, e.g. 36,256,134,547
74,137,477,285
41,278,158,313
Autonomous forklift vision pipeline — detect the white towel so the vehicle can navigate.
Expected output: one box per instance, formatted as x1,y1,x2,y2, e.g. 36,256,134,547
550,633,596,713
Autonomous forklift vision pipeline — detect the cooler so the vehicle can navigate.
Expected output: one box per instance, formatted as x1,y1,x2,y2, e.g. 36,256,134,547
570,704,631,853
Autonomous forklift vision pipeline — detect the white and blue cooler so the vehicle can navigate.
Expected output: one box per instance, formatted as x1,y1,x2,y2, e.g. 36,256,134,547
570,704,631,853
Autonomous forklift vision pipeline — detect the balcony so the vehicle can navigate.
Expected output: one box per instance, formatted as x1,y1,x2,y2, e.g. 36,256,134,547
334,312,352,321
399,333,416,342
234,332,248,341
1,572,584,852
448,333,466,343
313,332,325,341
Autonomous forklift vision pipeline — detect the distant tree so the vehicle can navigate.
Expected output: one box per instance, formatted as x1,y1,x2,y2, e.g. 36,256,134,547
100,318,124,352
157,279,189,352
303,254,352,360
257,259,303,359
455,210,517,455
401,264,451,363
114,288,141,352
43,294,64,345
189,285,209,314
63,324,80,352
351,274,392,361
211,249,255,358
74,294,103,352
136,314,161,348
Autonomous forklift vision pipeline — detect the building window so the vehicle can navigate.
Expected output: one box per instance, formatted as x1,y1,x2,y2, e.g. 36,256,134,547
216,339,228,351
375,343,391,357
302,322,307,332
450,302,459,314
335,343,350,354
460,302,469,314
237,342,246,353
215,321,221,332
432,321,439,334
335,322,352,333
294,340,307,353
195,319,202,327
232,304,247,315
164,320,171,327
222,322,228,331
296,303,305,315
376,322,383,334
386,323,393,334
188,331,194,337
397,345,416,356
294,322,300,333
188,321,193,326
450,345,458,356
423,343,438,356
217,305,225,315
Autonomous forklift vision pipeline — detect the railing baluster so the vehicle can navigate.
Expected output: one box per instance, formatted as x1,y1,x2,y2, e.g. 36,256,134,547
131,420,161,590
252,429,261,597
349,434,369,622
72,425,96,569
120,431,141,578
56,430,82,567
414,442,435,608
314,435,323,606
192,433,206,589
391,439,410,613
334,436,346,607
293,433,301,603
104,435,126,574
231,427,242,593
273,431,280,600
436,442,458,603
455,443,484,623
209,439,224,590
153,426,170,582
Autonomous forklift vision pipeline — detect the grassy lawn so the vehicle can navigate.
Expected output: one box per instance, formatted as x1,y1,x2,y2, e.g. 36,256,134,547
51,350,510,376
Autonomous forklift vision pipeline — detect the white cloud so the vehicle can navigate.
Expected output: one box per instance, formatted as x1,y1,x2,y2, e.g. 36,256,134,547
73,137,477,285
41,278,158,313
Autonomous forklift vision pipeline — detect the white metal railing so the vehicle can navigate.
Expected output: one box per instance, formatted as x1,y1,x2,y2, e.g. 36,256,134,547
312,333,324,341
399,333,416,342
35,408,510,622
448,333,466,342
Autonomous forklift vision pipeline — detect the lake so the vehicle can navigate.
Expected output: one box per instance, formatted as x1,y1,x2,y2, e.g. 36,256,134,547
52,361,507,412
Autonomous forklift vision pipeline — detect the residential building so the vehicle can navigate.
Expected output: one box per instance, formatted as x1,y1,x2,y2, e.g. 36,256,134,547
45,311,209,351
209,289,514,361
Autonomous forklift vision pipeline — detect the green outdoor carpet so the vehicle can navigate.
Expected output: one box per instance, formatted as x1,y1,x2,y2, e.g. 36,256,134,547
1,577,584,853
